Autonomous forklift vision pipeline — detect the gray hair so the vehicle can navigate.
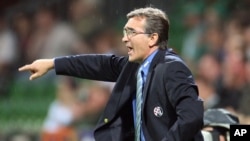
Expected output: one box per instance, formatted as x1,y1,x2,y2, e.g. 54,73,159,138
127,7,170,49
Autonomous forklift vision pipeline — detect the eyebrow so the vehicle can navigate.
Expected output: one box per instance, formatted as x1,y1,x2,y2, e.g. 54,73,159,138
124,27,135,31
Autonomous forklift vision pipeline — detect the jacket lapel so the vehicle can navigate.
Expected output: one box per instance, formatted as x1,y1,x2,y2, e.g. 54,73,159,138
142,49,168,111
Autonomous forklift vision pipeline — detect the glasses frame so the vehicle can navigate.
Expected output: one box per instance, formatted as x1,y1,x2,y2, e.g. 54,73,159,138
123,28,151,39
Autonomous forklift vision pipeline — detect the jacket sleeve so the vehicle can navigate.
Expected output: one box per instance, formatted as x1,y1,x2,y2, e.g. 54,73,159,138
164,60,204,141
54,54,128,82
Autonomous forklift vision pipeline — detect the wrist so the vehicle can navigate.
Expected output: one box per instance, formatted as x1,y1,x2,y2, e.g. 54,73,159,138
47,59,55,70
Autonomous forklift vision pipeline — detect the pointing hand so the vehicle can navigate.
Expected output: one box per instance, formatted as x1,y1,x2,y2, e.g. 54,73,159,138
18,59,54,80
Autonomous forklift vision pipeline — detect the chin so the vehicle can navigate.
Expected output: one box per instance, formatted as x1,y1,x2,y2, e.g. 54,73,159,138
128,57,141,63
128,57,133,62
128,56,136,62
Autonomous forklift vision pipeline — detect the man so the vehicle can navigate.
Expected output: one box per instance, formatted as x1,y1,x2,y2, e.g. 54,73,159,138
19,7,204,141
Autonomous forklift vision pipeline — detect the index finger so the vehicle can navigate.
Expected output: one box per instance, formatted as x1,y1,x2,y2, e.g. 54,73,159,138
18,64,32,72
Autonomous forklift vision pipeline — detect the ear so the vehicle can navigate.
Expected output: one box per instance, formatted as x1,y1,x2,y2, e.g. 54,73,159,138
148,33,159,47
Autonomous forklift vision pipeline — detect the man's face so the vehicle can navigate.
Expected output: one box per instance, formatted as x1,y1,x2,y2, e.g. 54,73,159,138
122,17,152,63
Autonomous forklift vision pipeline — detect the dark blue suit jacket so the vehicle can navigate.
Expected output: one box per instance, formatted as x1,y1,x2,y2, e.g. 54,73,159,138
54,48,204,141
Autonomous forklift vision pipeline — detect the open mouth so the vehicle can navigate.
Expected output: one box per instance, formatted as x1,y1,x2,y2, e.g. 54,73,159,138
127,46,133,55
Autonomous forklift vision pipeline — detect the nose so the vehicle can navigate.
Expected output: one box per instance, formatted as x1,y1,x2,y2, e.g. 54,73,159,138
122,34,128,43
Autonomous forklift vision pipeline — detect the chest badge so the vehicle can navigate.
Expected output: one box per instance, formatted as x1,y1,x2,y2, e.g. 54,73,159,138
153,106,163,117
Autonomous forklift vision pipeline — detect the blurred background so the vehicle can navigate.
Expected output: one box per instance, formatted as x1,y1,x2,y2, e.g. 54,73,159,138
1,0,250,140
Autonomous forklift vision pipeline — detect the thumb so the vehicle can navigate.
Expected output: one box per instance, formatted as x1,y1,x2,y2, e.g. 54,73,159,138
29,73,40,80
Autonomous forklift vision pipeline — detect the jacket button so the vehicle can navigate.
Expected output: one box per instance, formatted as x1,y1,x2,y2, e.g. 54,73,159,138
104,118,108,123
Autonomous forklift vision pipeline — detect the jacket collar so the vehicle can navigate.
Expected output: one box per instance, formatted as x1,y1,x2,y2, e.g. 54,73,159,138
149,48,174,71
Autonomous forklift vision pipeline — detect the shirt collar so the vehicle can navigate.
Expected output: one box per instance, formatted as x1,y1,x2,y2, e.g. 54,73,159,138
140,49,158,74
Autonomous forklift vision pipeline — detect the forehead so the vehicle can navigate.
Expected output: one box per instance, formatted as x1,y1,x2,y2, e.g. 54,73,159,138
124,16,146,30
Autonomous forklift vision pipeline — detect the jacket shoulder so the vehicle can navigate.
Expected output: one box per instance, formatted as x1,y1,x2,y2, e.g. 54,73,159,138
164,50,185,64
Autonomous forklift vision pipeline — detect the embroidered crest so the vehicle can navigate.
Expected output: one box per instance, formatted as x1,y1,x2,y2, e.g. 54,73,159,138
153,106,163,117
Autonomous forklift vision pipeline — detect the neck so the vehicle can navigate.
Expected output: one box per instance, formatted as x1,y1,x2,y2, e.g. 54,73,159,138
139,47,158,64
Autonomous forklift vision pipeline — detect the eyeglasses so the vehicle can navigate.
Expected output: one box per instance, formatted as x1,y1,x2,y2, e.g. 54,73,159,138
123,29,151,39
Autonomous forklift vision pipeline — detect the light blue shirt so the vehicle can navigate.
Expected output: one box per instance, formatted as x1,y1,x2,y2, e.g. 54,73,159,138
132,49,158,141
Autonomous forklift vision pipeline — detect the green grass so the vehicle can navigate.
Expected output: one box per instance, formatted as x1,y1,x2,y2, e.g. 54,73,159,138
0,78,56,133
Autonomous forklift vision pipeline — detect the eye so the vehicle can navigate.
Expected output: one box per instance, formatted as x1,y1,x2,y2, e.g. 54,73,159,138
131,31,136,35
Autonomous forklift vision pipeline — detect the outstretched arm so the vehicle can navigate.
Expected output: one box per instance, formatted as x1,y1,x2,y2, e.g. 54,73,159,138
18,59,54,80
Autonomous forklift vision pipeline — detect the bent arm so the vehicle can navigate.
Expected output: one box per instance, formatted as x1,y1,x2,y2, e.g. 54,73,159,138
164,61,204,141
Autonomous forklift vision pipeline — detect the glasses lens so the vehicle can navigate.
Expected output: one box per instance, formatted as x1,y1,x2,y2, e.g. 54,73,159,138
123,30,126,37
